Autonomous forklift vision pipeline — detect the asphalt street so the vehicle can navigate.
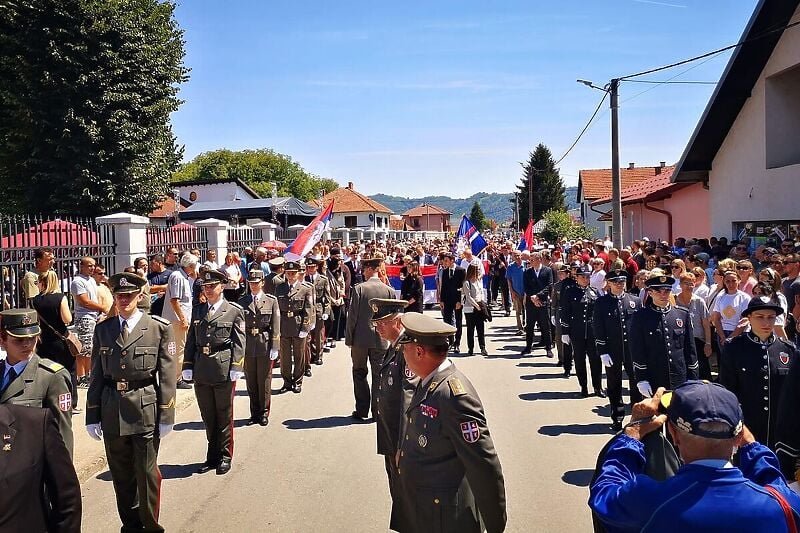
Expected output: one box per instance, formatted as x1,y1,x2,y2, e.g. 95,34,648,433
80,310,617,532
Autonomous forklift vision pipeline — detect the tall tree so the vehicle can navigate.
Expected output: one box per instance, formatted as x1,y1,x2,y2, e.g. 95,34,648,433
173,148,338,202
0,0,189,216
513,143,566,224
469,201,487,231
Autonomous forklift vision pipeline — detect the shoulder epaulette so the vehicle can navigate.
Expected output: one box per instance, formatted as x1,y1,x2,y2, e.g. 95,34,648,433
39,359,65,373
228,301,244,311
151,315,170,326
263,293,278,300
447,377,468,396
778,338,798,350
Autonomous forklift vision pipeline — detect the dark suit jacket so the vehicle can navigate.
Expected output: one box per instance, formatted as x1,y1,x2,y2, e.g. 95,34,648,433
523,265,553,301
0,404,81,532
439,266,466,306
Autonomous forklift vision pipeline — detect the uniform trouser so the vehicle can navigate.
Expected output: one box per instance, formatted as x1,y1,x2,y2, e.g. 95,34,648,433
524,300,551,348
350,346,385,417
561,337,574,373
244,356,273,419
555,323,564,363
465,311,486,352
384,454,408,532
171,323,188,381
490,276,509,311
105,432,163,533
606,355,627,423
511,292,525,330
695,337,712,381
280,336,306,386
309,318,325,363
194,381,235,464
572,336,602,391
441,302,463,347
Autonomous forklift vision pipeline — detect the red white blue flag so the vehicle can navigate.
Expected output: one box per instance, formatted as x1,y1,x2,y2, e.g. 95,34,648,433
517,220,534,251
456,215,488,256
284,200,335,261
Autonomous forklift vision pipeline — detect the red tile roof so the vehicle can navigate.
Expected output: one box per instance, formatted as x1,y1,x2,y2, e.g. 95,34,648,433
309,183,393,214
579,165,675,200
590,167,690,206
402,203,452,217
150,197,183,218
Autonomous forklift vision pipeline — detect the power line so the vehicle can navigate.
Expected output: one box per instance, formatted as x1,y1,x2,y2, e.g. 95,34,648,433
623,79,717,84
620,51,724,104
554,90,608,167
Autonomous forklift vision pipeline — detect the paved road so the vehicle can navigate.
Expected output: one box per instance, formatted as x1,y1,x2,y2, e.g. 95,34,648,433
80,311,617,532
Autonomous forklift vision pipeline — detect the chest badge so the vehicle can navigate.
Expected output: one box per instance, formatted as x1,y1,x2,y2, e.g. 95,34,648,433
404,367,415,379
461,421,480,443
780,352,790,365
418,435,428,448
2,434,11,452
676,318,683,328
387,376,394,386
629,301,636,308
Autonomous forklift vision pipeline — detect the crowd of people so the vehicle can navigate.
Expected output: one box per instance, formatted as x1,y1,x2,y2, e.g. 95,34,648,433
1,230,800,531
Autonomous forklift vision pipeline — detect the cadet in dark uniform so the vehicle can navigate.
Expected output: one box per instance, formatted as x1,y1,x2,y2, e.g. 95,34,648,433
85,273,177,532
396,312,506,533
720,296,798,449
560,266,603,397
629,275,699,398
274,261,314,393
550,263,571,366
776,337,800,481
0,308,73,456
305,258,332,366
594,269,642,430
182,270,246,475
371,298,417,533
238,269,280,426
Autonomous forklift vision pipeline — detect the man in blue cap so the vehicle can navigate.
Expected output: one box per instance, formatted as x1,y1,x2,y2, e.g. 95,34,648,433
591,381,800,531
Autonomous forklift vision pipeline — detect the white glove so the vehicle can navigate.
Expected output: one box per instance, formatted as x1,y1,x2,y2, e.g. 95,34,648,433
86,423,103,441
270,348,280,361
551,315,556,326
298,331,308,339
229,370,245,381
637,381,653,398
561,334,571,345
181,369,193,381
600,353,613,367
322,313,329,320
159,423,173,439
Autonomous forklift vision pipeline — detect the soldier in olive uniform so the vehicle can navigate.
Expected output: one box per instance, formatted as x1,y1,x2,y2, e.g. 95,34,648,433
304,258,332,366
396,313,506,533
182,270,246,475
274,261,314,393
560,265,603,397
371,298,417,532
85,273,177,532
0,309,73,456
264,257,285,296
238,270,280,426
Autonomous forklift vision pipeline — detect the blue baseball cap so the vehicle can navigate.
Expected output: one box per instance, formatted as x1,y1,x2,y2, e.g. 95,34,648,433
665,381,743,439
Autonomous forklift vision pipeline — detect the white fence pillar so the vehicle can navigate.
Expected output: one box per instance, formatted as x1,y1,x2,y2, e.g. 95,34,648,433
194,218,229,260
341,230,350,247
96,213,150,275
253,222,277,243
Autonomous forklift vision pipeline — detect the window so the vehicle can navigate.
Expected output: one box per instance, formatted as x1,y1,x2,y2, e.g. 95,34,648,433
344,216,357,228
413,218,420,228
766,64,800,168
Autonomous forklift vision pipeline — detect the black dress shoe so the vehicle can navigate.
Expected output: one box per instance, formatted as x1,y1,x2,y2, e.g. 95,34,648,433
580,388,590,398
520,347,531,355
351,411,368,421
216,459,231,475
247,418,257,426
197,462,214,474
468,350,474,356
293,384,302,393
563,369,571,378
304,367,312,377
313,358,323,366
612,420,623,432
176,380,193,390
259,416,269,427
594,388,607,399
279,384,292,393
480,348,488,356
452,347,460,354
532,342,546,348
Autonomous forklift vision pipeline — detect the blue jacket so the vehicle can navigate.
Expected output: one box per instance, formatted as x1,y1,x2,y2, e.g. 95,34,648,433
590,434,800,532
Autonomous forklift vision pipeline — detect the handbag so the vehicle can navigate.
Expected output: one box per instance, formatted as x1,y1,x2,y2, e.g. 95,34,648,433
764,485,799,533
39,314,83,358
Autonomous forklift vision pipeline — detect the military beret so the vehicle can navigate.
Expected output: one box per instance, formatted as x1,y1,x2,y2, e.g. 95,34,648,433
370,298,408,321
200,269,228,286
398,312,456,347
247,269,265,282
645,275,675,289
267,256,285,268
0,308,41,338
606,269,627,281
109,272,146,294
283,261,301,272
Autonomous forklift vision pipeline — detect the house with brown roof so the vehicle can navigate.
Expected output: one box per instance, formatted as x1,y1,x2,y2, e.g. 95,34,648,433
401,203,452,232
310,182,394,232
577,162,674,238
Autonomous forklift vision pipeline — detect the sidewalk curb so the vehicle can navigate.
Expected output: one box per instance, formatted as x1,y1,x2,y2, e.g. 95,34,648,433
77,393,197,484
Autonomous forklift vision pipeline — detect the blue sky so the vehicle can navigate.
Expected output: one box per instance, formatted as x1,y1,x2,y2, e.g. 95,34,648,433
172,0,758,195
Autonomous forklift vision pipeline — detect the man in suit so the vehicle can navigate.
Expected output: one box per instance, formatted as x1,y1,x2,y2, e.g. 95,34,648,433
0,404,81,532
304,258,332,367
522,251,554,357
0,308,73,456
345,257,395,421
182,270,246,475
274,261,314,393
438,252,466,353
238,270,280,426
85,273,177,532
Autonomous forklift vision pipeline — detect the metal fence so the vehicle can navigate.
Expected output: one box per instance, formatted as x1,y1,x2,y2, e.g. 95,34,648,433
0,215,116,310
276,228,298,243
227,226,262,254
146,223,208,259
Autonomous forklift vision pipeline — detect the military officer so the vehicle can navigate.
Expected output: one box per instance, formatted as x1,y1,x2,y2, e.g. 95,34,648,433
274,261,314,393
629,275,699,398
720,296,798,449
304,258,332,366
85,272,177,532
238,269,280,426
550,263,572,366
0,308,73,456
593,269,642,430
396,312,506,533
371,298,417,533
182,270,246,475
560,265,603,397
264,256,285,296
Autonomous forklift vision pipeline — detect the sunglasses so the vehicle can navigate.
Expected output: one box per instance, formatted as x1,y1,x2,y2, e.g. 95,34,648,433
736,265,751,270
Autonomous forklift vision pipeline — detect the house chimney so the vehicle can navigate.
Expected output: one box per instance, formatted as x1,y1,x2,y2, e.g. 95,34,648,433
660,161,666,168
628,162,635,170
347,182,354,190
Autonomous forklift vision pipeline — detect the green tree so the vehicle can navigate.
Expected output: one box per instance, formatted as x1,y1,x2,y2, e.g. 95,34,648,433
0,0,188,216
173,148,338,202
513,143,566,224
540,209,595,243
469,201,487,231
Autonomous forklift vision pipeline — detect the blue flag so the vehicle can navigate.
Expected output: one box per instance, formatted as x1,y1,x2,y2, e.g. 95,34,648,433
456,215,489,256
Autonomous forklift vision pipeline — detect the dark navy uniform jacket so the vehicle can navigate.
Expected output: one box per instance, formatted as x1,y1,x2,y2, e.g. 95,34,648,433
593,292,641,360
776,349,800,480
560,284,601,340
629,305,698,390
720,333,798,449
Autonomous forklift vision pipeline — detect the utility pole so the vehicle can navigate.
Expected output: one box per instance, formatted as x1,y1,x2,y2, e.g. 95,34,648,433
528,171,534,224
610,78,623,248
514,193,519,231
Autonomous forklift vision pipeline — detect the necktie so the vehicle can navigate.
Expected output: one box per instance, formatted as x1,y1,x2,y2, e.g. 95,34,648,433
121,320,129,343
1,366,17,393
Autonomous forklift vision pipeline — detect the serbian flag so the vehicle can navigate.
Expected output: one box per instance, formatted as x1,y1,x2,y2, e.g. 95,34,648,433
456,215,488,256
284,200,334,261
517,220,534,251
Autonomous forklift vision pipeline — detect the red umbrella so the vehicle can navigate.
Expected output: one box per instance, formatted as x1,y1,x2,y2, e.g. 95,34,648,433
260,240,287,250
1,220,98,248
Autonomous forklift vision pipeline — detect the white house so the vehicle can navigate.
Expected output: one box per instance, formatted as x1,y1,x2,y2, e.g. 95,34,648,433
310,182,394,232
172,177,260,204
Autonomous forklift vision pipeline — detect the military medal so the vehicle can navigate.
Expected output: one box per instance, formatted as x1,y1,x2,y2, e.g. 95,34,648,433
2,434,10,452
388,376,393,386
404,367,415,379
418,435,428,448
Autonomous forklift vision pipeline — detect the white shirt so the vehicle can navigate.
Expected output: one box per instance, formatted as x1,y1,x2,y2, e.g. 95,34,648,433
421,358,453,389
207,299,224,317
118,310,143,333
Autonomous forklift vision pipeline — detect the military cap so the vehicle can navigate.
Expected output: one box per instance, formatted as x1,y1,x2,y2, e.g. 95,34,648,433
109,272,146,294
665,380,743,439
741,295,784,317
557,264,570,272
267,256,285,268
304,258,322,267
570,261,582,270
200,269,228,286
645,275,674,289
284,261,301,272
370,298,408,321
441,251,455,260
398,312,456,347
606,269,627,281
362,257,384,269
0,309,41,338
575,265,592,276
247,269,265,282
329,248,341,257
